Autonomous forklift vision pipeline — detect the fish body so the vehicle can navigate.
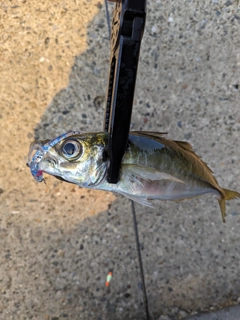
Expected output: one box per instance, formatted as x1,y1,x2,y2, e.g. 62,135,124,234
28,131,239,222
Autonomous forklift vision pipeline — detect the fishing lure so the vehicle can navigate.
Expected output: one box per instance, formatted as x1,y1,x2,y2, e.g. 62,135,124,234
106,271,113,287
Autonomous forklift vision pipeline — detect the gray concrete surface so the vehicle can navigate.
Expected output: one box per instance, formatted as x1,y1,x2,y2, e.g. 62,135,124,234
1,0,240,319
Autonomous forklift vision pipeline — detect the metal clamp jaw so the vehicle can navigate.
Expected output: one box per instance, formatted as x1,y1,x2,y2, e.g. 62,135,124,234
104,0,146,183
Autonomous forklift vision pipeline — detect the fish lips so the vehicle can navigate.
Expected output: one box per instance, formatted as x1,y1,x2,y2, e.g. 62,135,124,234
36,156,59,180
28,148,59,182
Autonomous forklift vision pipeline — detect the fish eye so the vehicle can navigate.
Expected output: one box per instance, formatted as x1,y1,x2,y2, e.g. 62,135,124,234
62,140,82,160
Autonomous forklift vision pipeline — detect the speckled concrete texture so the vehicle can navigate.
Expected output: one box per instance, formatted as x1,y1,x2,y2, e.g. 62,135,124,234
0,0,240,319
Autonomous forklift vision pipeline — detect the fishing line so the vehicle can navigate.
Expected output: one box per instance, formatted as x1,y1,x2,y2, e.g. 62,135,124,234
131,200,150,320
104,2,150,319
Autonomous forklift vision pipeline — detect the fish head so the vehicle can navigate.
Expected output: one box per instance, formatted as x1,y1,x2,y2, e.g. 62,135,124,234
28,131,108,187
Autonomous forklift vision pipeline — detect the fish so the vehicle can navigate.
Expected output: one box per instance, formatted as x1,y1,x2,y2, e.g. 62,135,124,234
27,131,240,222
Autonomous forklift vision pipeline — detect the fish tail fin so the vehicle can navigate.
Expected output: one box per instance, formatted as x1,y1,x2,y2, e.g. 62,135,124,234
218,189,240,223
223,189,240,200
218,198,226,223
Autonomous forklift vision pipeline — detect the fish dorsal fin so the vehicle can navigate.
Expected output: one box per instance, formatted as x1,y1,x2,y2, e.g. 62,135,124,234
173,140,193,152
131,131,168,138
131,131,216,181
172,142,214,180
173,141,215,175
133,132,193,153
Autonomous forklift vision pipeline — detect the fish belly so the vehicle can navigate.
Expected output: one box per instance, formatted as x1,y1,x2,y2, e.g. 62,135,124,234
119,179,218,201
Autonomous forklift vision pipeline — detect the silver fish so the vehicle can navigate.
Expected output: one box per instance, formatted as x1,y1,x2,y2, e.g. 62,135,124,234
28,131,240,222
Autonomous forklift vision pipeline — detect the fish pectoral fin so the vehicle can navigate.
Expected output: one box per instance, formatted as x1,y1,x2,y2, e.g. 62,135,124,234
122,164,185,183
119,192,153,208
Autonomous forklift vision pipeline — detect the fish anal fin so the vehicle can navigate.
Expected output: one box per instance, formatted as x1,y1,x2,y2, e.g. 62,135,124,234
119,192,153,208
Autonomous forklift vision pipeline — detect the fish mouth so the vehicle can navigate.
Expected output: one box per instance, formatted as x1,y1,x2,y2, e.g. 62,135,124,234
29,157,58,182
28,131,81,182
30,161,44,182
35,156,58,181
27,143,45,182
28,144,58,182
